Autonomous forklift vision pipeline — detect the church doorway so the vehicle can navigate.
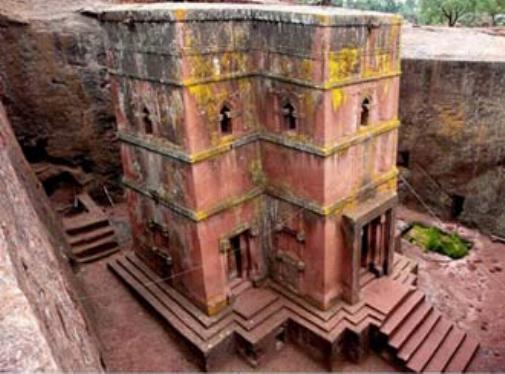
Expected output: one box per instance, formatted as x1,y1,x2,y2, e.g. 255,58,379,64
360,215,388,277
227,230,252,283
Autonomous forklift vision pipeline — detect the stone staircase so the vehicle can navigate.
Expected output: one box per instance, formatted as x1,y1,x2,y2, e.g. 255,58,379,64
360,254,417,289
108,253,393,361
378,289,479,372
63,193,119,263
109,252,478,371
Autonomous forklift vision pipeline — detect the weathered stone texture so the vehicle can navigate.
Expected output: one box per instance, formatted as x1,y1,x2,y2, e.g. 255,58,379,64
398,58,505,236
0,1,285,198
0,9,120,197
100,3,401,314
0,101,103,371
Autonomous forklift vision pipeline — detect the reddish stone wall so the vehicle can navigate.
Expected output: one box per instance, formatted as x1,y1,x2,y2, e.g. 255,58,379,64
100,4,402,313
398,58,505,236
0,8,119,200
0,101,103,371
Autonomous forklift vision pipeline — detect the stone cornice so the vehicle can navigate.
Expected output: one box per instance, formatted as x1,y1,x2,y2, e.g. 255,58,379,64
106,46,397,61
122,178,264,222
119,131,259,163
95,4,403,28
267,168,398,217
121,167,398,222
108,68,401,91
118,119,400,164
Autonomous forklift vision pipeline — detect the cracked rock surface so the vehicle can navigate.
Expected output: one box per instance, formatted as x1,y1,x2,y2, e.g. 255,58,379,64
0,102,103,372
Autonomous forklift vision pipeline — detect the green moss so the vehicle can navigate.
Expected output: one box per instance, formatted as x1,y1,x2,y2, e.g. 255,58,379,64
406,223,471,259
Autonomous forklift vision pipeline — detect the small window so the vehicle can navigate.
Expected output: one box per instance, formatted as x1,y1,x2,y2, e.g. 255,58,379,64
282,102,297,130
143,107,153,135
220,105,232,134
360,98,370,127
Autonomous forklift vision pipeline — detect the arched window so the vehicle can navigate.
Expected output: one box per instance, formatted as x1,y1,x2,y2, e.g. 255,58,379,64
219,105,232,134
360,98,370,127
282,102,297,130
143,107,153,134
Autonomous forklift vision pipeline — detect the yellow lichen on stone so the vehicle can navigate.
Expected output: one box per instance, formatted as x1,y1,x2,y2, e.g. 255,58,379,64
302,90,320,125
283,56,293,77
174,9,186,22
382,80,391,97
388,23,400,48
327,48,360,85
331,88,345,111
316,14,331,26
187,84,224,144
249,159,266,186
237,79,256,131
435,102,466,137
184,51,249,83
362,52,392,78
187,84,216,113
299,59,314,81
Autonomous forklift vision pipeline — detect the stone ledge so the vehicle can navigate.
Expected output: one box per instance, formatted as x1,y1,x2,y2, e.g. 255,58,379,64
122,168,398,222
92,4,403,27
109,67,402,90
118,119,400,164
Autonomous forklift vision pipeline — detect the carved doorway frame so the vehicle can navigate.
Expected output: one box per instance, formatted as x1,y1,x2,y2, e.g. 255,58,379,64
342,194,398,304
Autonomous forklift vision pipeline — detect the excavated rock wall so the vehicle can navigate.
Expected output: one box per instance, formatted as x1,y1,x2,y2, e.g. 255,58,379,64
0,9,120,199
398,58,505,236
0,0,276,200
1,3,504,240
0,101,103,371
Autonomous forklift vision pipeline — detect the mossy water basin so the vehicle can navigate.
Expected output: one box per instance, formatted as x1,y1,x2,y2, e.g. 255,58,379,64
404,223,472,259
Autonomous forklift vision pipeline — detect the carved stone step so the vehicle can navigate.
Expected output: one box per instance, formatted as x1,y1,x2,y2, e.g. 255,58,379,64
389,302,432,350
381,290,425,336
73,236,118,257
398,310,441,362
407,319,452,372
424,327,465,372
68,225,115,246
64,214,109,235
444,335,480,373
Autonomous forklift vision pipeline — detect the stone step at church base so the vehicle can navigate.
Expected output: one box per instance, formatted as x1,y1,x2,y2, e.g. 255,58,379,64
108,252,478,372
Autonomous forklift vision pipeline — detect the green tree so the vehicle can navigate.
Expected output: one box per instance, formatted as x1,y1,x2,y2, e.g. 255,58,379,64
345,0,402,12
476,0,505,25
420,0,476,26
314,0,421,22
401,0,419,23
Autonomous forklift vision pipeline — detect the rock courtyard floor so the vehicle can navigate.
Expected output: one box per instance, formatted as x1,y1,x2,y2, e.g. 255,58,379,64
74,203,505,371
397,205,505,372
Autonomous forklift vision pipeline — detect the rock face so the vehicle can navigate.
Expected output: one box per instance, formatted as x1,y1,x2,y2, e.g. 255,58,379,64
0,101,104,371
399,27,505,236
0,0,276,199
0,5,120,198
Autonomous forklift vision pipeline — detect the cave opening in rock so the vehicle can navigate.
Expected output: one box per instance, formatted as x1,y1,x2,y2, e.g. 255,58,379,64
451,194,465,219
397,150,410,168
23,138,49,163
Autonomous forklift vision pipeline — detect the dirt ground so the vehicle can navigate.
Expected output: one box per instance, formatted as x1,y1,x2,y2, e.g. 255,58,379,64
74,203,505,371
76,253,396,372
397,205,505,372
